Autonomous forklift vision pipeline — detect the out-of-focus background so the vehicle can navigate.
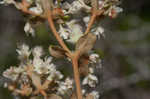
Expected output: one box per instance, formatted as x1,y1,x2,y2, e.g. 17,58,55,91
0,0,150,99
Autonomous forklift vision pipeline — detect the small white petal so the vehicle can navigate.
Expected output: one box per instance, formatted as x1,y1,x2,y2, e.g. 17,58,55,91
32,46,43,57
3,67,21,81
24,22,35,37
66,20,83,43
58,24,70,40
89,67,94,73
89,91,100,99
89,53,100,63
82,74,98,87
0,0,15,4
83,16,90,26
16,44,31,60
29,3,43,15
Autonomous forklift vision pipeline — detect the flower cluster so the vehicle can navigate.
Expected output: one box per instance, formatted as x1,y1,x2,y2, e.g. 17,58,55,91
82,53,100,87
3,44,73,98
56,0,122,42
1,0,123,98
57,77,74,95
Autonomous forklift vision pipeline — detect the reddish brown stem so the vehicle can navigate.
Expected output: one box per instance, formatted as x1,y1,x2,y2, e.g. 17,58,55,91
84,9,104,34
84,13,97,34
46,9,83,99
72,56,83,99
46,10,71,54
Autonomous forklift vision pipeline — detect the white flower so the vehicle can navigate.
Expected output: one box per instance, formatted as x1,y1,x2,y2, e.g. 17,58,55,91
26,0,33,4
44,57,53,66
105,5,123,18
32,54,63,79
82,74,98,87
55,71,64,80
89,67,94,73
114,6,123,13
98,0,105,10
108,6,123,18
24,22,35,37
33,57,54,75
64,78,74,89
47,73,55,82
57,82,68,95
47,70,63,82
83,16,90,26
0,0,21,9
32,46,43,57
58,24,71,40
16,44,31,60
47,63,56,73
4,83,8,88
33,57,46,74
89,53,99,63
82,89,86,95
3,66,24,81
66,20,83,43
29,3,43,15
67,1,83,14
93,26,105,38
89,91,100,99
57,78,73,95
0,0,15,4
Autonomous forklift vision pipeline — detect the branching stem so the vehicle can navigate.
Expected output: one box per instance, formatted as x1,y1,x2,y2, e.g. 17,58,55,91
85,12,97,34
72,55,82,99
19,0,105,99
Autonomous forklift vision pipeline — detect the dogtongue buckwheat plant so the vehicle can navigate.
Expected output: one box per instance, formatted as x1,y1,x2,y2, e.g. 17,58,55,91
1,0,122,99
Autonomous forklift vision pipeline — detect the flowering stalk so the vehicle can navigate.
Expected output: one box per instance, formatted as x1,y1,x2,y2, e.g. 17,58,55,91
42,0,83,98
1,0,123,99
85,0,104,34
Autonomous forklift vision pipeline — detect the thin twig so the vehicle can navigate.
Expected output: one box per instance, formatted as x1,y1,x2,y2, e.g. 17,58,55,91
19,0,46,18
42,0,71,54
84,12,97,34
85,0,104,34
